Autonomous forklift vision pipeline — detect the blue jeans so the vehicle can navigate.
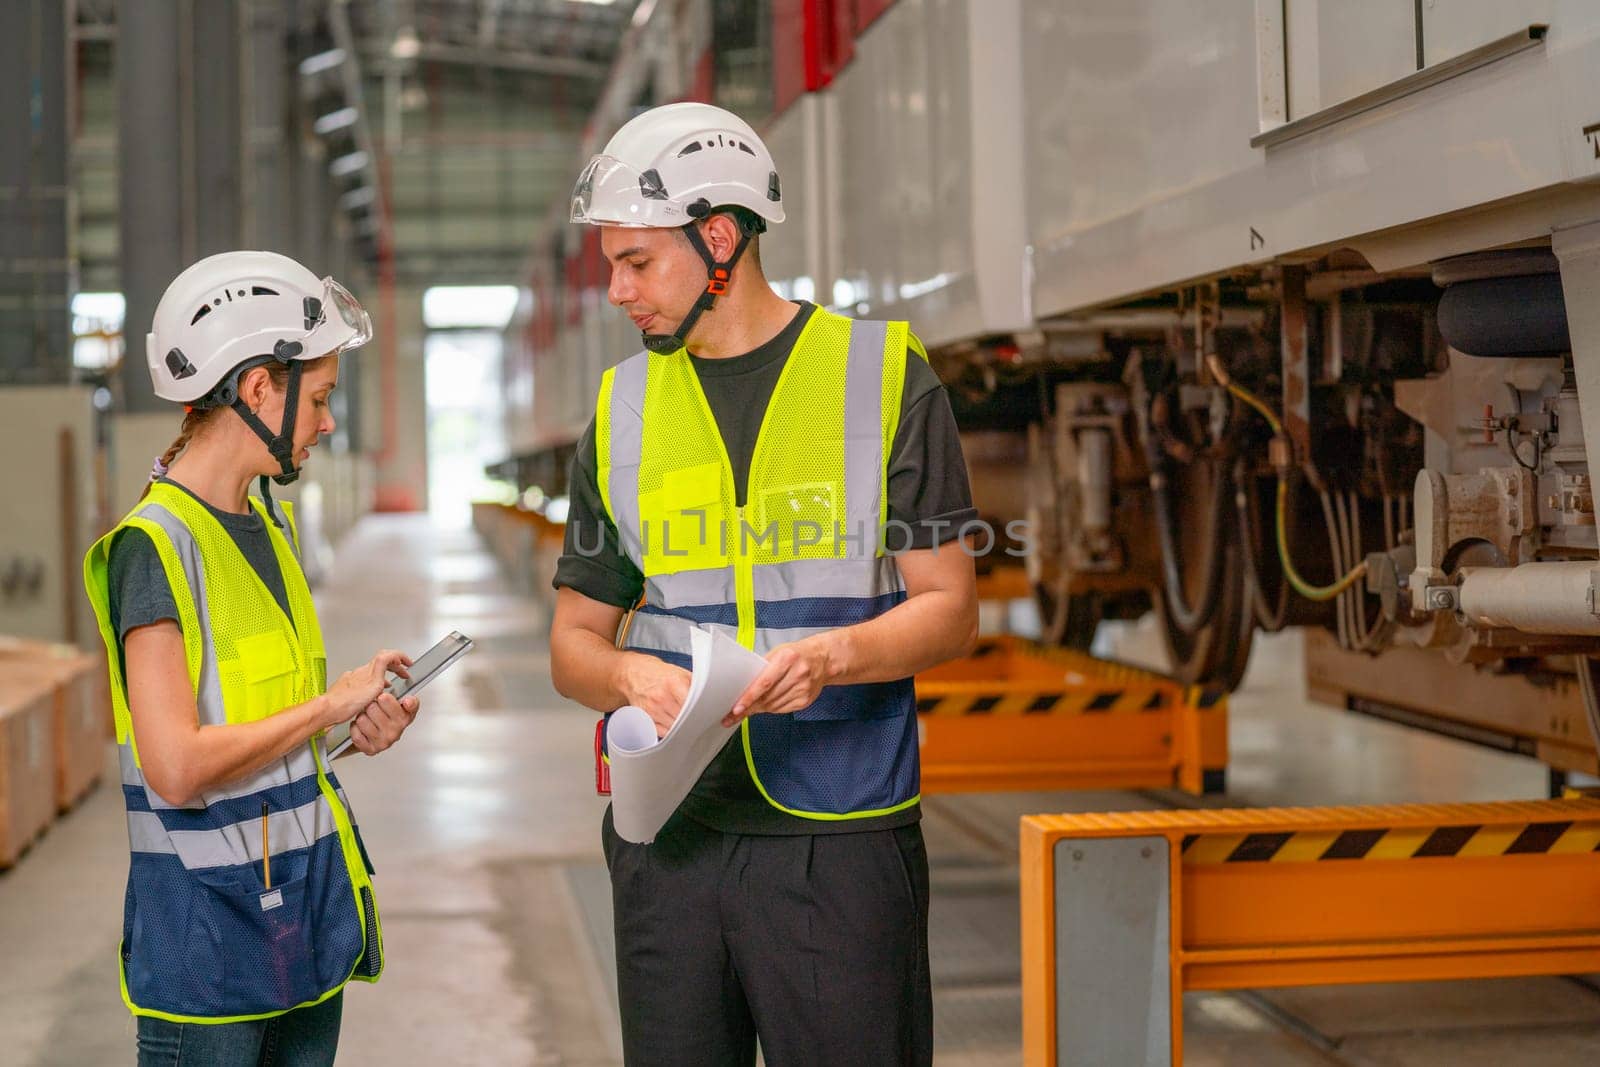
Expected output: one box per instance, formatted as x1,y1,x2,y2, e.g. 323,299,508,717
134,992,343,1067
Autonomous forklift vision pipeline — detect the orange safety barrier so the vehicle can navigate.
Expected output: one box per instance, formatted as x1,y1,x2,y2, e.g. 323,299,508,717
1020,797,1600,1064
915,636,1226,795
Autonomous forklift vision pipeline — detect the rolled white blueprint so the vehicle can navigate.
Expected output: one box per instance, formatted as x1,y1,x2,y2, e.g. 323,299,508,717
607,626,769,843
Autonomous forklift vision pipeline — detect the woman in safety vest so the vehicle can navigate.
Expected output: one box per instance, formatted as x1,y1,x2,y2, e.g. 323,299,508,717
83,251,418,1066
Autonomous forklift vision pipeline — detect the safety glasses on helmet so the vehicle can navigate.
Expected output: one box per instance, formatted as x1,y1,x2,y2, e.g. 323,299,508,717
570,155,690,229
309,277,373,355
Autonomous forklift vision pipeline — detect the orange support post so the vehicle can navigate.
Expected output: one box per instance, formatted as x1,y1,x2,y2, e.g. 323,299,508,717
915,636,1227,795
1020,798,1600,1065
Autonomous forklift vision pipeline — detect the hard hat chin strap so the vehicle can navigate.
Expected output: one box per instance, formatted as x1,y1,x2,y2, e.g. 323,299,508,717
640,215,762,355
227,356,305,528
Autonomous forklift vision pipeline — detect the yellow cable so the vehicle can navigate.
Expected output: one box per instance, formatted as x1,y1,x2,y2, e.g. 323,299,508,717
1223,381,1283,437
1212,364,1367,603
1274,478,1367,601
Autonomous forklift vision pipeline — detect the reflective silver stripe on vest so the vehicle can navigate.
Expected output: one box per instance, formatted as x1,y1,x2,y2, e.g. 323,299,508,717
125,812,178,855
624,614,742,662
131,501,227,727
122,736,322,810
751,557,903,603
843,318,888,543
752,625,835,654
644,568,734,612
625,612,697,659
628,615,882,660
126,793,342,869
606,351,649,564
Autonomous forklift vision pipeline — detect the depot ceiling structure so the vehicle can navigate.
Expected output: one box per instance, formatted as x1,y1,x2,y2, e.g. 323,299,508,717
72,0,638,293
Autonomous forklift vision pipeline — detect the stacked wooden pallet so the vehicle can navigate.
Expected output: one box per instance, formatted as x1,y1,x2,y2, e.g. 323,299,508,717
0,636,111,868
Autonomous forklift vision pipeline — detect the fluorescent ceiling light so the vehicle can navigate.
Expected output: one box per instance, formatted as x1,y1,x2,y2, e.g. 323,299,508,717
391,26,420,59
298,48,346,77
339,186,377,211
329,150,369,177
314,107,359,135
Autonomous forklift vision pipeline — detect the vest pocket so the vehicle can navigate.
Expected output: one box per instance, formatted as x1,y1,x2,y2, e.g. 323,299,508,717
223,632,300,724
126,834,364,1018
749,713,919,815
190,871,323,1013
756,482,839,556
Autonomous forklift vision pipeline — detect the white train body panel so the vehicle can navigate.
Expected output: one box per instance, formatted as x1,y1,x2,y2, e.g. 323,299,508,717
762,93,831,308
1023,0,1600,317
823,0,1030,344
507,0,1600,455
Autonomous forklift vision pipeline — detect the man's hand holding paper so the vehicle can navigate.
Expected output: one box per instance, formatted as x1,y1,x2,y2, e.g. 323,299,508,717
620,654,692,738
605,627,769,842
721,636,834,726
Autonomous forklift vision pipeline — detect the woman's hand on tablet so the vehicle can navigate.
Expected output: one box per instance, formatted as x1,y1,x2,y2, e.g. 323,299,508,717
347,691,421,755
321,649,413,730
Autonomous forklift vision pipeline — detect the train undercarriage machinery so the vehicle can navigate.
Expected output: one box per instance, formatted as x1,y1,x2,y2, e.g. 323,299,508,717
497,1,1600,778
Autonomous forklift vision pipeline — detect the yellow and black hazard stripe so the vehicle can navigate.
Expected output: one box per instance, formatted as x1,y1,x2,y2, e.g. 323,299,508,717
915,688,1173,716
1180,820,1600,864
964,637,1227,708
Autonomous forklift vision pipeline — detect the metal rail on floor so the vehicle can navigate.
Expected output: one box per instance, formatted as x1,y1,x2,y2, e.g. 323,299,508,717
1019,797,1600,1065
915,636,1227,795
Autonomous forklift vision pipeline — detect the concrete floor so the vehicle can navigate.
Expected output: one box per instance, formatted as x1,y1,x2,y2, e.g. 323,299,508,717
3,514,1599,1065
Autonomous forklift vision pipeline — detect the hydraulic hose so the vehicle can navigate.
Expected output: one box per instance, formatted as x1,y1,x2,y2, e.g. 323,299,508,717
1234,461,1289,633
1150,461,1231,635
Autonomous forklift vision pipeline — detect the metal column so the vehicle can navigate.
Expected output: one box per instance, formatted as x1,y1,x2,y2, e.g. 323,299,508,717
0,0,74,385
241,0,290,250
116,0,245,413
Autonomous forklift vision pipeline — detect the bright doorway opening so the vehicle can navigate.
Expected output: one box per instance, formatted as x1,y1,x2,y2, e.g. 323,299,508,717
423,286,517,529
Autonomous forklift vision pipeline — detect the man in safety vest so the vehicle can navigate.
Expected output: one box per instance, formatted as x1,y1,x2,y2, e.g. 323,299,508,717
550,102,979,1066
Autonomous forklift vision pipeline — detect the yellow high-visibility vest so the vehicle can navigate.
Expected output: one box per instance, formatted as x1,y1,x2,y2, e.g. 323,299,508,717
84,482,382,1023
597,308,927,818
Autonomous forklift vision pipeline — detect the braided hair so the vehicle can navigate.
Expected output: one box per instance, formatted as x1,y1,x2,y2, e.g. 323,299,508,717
137,359,307,500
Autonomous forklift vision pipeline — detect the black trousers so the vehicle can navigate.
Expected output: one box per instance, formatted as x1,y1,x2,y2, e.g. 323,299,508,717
601,809,933,1067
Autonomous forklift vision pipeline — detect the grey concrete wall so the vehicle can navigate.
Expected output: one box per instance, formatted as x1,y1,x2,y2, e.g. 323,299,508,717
0,387,102,648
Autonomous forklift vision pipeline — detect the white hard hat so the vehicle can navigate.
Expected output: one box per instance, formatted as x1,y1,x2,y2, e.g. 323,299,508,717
146,250,372,406
570,102,785,229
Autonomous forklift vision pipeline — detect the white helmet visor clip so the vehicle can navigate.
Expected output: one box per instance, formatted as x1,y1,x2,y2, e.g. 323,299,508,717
304,276,373,358
569,155,689,228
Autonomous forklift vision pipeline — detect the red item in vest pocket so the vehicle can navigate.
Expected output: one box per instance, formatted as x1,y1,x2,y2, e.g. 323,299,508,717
595,717,611,796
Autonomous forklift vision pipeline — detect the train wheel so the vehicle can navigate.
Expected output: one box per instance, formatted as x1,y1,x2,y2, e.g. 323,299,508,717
1154,457,1256,689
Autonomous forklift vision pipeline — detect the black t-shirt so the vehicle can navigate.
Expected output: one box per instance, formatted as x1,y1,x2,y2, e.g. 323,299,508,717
553,301,977,835
108,478,293,674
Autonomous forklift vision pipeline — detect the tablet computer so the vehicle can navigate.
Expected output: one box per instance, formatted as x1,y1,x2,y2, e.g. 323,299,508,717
324,630,474,759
